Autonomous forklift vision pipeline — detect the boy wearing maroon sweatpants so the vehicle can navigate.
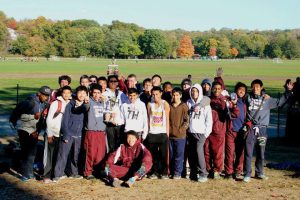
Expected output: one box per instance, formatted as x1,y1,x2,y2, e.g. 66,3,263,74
105,130,152,187
83,84,107,179
204,81,239,179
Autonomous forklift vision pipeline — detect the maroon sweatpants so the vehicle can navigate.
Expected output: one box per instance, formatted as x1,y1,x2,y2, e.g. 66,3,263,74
204,133,225,173
109,165,130,179
224,131,245,175
84,130,106,177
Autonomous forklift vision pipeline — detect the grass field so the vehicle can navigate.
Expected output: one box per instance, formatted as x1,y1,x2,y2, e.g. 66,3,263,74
0,58,300,114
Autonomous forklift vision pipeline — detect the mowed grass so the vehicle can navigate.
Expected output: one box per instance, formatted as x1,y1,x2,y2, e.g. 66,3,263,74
0,58,299,114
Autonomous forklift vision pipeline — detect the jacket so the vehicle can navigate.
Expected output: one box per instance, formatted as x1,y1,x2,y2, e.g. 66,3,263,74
169,102,189,139
106,140,152,173
46,96,70,137
85,97,106,131
61,99,88,140
186,84,213,138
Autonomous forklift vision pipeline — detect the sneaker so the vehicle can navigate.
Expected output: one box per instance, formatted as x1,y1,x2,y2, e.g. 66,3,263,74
85,175,95,180
52,177,60,183
173,175,181,180
234,173,243,180
213,172,221,179
124,177,136,188
224,174,234,180
112,178,122,187
255,174,269,180
43,178,53,184
147,174,158,180
243,176,251,183
71,175,83,179
20,176,29,182
197,176,208,183
160,175,169,180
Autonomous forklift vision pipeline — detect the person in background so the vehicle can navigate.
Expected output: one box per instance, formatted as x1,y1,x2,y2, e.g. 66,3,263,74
139,78,153,106
162,81,173,104
152,74,162,87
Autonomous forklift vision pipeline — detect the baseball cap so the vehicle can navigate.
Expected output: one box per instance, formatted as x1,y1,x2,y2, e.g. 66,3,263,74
39,86,51,96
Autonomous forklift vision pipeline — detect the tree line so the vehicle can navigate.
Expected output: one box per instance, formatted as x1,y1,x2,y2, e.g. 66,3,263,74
0,11,300,59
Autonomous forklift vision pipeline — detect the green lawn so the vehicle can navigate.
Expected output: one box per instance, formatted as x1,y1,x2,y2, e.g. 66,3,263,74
0,58,299,114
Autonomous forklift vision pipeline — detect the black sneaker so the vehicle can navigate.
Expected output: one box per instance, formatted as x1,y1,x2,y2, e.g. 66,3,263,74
85,175,95,180
224,174,234,180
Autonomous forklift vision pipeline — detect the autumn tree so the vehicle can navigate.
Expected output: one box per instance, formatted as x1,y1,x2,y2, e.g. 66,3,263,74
230,47,239,58
209,47,217,57
176,35,194,58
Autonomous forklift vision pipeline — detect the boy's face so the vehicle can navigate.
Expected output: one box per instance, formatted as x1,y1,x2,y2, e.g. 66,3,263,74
237,87,246,98
212,84,222,97
252,84,263,96
92,89,101,101
191,88,199,100
127,134,137,147
108,78,118,89
62,89,72,101
127,77,137,88
128,92,138,103
89,78,97,84
164,84,172,92
80,78,90,88
98,80,107,91
152,77,161,87
172,92,182,103
182,83,190,90
60,79,70,88
77,90,87,102
202,83,211,92
152,90,162,102
39,94,49,103
144,81,153,92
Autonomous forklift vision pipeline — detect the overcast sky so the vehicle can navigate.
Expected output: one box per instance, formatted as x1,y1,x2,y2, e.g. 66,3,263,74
1,0,299,31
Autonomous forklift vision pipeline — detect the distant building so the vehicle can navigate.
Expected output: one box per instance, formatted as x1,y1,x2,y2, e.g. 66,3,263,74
7,28,18,40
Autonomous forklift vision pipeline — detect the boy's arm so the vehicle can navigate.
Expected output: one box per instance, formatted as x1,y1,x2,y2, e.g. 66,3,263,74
204,106,213,138
147,103,151,133
46,101,58,137
164,102,170,136
141,147,153,174
61,104,71,141
142,104,148,140
182,104,189,130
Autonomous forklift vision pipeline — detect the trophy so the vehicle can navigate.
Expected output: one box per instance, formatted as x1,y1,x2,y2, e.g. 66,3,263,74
107,57,119,76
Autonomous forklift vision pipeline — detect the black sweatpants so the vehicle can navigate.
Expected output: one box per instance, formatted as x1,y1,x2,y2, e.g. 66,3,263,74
145,133,168,176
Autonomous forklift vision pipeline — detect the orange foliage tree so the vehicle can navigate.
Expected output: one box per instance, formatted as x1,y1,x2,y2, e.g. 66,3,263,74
230,47,239,58
6,18,17,29
176,35,194,58
209,47,217,57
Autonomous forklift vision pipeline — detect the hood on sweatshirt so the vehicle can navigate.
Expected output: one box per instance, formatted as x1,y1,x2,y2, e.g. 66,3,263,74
189,83,203,104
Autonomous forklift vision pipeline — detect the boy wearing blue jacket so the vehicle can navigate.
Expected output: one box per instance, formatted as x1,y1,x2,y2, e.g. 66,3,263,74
53,86,89,181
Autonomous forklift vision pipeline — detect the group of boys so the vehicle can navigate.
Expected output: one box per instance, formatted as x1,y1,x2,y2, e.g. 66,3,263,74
10,70,293,187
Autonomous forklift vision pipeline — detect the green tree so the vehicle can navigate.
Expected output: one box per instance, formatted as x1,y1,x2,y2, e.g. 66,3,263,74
9,36,30,55
85,27,105,57
139,29,168,58
218,37,231,58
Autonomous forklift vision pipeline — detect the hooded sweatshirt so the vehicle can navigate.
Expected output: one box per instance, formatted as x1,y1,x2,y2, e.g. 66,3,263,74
169,102,189,139
61,99,88,140
210,94,239,136
186,84,213,138
85,97,106,131
121,99,148,140
46,96,70,137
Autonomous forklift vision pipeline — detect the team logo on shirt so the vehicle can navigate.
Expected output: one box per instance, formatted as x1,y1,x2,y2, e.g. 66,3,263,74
127,106,140,120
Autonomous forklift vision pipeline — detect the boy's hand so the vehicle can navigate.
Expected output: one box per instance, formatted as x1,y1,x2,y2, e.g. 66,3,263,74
31,131,38,139
63,139,68,143
48,136,54,144
263,94,270,100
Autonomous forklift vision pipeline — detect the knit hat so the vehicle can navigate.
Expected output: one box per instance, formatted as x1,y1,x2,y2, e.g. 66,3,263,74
39,86,51,96
181,78,192,87
201,79,212,87
126,130,139,139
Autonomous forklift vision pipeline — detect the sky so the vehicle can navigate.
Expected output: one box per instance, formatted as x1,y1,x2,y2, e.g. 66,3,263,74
1,0,300,31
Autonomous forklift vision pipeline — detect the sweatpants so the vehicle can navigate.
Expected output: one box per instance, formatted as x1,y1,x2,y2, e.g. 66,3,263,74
188,133,208,178
43,136,60,179
224,131,245,175
106,125,124,153
108,163,145,180
54,136,82,178
204,133,225,173
18,130,38,178
244,126,267,177
83,130,106,177
146,133,168,176
169,138,186,176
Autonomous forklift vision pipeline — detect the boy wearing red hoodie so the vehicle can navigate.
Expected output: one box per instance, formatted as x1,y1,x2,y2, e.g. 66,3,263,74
105,130,152,187
204,81,239,179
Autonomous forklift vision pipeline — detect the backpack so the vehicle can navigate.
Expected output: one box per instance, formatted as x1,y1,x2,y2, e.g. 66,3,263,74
9,97,35,127
37,100,63,131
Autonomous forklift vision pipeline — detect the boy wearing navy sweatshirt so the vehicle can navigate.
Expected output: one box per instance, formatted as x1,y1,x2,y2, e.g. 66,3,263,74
53,86,89,181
